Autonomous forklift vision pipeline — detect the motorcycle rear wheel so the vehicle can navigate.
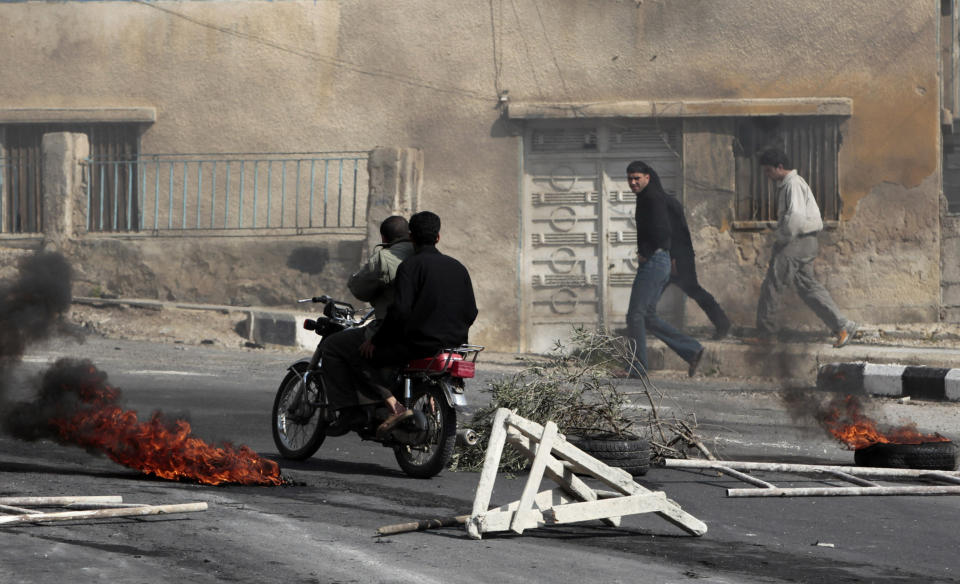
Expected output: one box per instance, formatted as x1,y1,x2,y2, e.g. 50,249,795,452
394,383,457,479
272,362,327,460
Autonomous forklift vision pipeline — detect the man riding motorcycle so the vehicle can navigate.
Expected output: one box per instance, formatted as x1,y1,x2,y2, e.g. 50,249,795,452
319,215,414,432
357,210,479,438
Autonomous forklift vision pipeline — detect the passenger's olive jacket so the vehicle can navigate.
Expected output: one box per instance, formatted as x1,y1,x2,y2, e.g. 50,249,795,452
347,240,415,338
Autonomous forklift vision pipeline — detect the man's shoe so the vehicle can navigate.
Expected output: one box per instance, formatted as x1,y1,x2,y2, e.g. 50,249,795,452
688,347,705,378
326,407,366,437
376,409,414,439
833,321,858,348
712,319,732,340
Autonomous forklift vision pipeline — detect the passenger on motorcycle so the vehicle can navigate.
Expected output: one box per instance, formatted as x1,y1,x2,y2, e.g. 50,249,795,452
358,210,479,438
320,216,414,429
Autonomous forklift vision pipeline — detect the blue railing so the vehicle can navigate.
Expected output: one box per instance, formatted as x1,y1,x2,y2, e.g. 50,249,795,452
83,152,369,232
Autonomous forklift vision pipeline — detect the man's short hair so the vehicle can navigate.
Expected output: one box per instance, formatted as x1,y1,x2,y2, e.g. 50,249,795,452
626,160,653,176
380,215,409,243
409,211,441,245
758,148,791,169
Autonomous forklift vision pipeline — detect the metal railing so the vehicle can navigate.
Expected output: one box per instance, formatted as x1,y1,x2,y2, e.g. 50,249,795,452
84,152,369,232
0,157,43,234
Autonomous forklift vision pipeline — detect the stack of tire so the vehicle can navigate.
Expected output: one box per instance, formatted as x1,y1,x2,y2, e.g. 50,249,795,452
569,434,650,477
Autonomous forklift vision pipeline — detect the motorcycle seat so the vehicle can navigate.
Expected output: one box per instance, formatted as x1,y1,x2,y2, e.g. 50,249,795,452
404,353,475,378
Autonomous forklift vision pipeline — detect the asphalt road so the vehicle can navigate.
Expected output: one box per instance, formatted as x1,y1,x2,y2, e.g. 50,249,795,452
1,335,959,583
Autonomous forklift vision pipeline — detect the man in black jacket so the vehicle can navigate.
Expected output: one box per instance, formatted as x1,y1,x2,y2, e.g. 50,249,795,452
358,210,478,436
626,161,704,378
664,195,731,339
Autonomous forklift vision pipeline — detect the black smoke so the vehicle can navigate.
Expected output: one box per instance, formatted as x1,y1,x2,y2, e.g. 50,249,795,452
0,251,73,399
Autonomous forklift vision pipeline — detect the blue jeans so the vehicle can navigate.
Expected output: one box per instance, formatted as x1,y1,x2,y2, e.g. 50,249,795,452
626,250,703,373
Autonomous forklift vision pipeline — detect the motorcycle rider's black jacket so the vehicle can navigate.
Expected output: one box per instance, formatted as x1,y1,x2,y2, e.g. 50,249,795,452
371,244,478,362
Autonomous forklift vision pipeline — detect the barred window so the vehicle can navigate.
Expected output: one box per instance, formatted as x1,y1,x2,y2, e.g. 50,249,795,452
1,123,139,234
734,116,842,222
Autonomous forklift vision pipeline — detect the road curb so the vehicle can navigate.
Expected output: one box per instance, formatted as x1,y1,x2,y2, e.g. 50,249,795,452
817,362,960,402
73,296,315,350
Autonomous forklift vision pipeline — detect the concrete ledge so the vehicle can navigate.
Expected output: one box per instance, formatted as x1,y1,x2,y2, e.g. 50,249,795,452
508,97,852,119
817,362,960,401
0,107,156,124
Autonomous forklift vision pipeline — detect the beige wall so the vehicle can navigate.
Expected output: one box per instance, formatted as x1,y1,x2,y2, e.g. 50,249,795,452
0,0,944,350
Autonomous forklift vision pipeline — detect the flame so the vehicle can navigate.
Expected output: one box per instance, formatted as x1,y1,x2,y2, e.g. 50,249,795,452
818,394,949,450
46,362,283,486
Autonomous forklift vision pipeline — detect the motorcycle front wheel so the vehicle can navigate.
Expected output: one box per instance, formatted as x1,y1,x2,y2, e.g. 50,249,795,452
394,382,457,478
272,362,327,460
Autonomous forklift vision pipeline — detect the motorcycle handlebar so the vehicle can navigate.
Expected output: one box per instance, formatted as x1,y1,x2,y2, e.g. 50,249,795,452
297,295,331,304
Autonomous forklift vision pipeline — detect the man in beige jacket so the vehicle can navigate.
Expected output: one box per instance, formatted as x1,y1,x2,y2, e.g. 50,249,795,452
756,148,857,348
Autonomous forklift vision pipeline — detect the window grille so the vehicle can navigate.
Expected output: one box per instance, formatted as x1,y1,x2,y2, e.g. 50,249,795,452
1,123,139,234
531,127,599,152
734,117,842,222
2,126,44,233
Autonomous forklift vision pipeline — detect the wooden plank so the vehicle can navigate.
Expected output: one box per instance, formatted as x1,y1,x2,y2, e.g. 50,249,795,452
823,470,879,487
475,508,544,534
0,504,41,515
921,472,960,485
511,421,558,534
505,414,641,495
654,498,709,536
0,502,208,526
0,496,123,506
495,489,573,513
506,429,619,527
467,408,511,540
664,459,960,479
377,515,468,536
545,493,666,525
713,466,775,489
727,486,960,497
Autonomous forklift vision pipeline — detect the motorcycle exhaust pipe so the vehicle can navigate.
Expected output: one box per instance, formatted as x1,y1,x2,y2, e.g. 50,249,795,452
457,428,479,447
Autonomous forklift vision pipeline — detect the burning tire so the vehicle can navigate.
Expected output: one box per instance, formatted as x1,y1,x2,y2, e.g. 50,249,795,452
854,441,958,471
570,435,650,477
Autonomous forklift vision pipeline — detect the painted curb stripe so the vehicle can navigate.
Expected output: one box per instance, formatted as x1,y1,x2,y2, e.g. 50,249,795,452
817,362,959,402
862,363,907,396
901,366,948,400
945,369,960,401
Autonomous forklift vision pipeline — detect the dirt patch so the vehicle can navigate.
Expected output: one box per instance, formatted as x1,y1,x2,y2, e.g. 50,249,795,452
68,303,254,349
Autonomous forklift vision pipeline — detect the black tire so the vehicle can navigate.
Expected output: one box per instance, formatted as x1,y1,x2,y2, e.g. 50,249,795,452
394,383,457,479
271,362,327,460
854,441,958,470
570,436,651,477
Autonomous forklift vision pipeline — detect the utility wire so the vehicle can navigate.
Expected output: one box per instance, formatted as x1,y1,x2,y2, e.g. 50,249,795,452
531,0,571,101
489,0,504,97
509,0,547,100
132,0,494,103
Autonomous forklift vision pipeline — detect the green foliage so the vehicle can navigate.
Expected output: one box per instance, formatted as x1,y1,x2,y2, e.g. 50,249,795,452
451,327,640,474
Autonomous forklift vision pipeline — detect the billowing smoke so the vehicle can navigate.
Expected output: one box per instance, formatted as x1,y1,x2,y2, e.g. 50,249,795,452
779,387,882,434
0,251,73,397
0,251,282,485
3,357,104,442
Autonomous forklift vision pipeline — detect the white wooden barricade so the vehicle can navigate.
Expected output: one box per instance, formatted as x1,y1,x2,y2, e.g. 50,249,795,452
466,408,707,540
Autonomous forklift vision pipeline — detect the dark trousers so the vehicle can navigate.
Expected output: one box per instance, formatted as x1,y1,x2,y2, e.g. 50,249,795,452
626,250,702,372
319,327,395,410
670,257,730,332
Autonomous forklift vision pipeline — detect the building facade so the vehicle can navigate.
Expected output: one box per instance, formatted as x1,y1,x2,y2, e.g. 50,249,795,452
0,0,952,352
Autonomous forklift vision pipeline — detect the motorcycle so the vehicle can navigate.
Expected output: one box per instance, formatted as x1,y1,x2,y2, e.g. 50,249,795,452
271,295,483,478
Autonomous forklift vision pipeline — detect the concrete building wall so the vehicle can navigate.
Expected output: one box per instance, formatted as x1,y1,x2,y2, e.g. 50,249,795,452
0,0,944,351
